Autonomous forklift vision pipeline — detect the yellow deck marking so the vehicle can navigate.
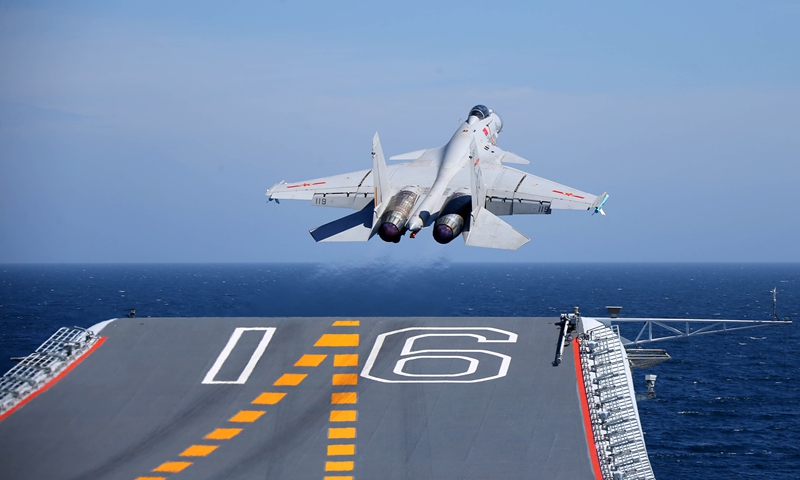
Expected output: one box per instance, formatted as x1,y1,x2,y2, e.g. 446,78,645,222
331,392,357,404
327,444,356,456
205,428,242,440
314,334,359,347
153,461,192,473
252,392,286,405
294,354,327,367
332,373,358,386
324,324,359,479
180,445,218,457
144,324,365,480
325,461,355,472
328,427,356,439
229,410,265,423
273,373,308,386
329,410,357,422
333,354,359,367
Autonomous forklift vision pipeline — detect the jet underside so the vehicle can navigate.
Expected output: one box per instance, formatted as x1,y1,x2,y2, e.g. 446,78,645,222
266,105,608,250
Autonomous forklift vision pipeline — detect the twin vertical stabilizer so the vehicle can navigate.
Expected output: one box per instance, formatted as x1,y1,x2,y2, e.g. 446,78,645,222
372,132,391,216
309,133,391,243
463,139,530,250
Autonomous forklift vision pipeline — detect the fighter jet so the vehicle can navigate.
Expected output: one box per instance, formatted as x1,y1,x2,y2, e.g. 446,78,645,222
266,105,609,250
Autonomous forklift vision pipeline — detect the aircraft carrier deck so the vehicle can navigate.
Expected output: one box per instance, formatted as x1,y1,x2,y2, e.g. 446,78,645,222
0,316,655,480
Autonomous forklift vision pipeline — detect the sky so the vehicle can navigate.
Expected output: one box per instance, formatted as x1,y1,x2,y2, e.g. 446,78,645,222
1,1,799,263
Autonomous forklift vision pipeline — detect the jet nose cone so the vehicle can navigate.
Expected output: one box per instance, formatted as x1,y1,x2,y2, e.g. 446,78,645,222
433,224,454,244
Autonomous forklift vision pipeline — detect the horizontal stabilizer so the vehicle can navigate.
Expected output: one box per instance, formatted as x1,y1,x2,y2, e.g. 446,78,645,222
464,208,530,250
388,149,427,161
500,152,530,165
310,204,374,242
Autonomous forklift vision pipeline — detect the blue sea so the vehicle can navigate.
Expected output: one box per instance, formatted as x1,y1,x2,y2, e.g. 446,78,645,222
1,263,798,479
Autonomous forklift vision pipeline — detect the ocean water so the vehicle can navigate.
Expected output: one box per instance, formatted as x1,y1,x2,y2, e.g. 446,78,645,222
1,262,798,479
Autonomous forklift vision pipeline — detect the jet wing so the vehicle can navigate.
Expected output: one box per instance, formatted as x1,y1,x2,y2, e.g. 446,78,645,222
476,146,607,214
266,169,375,210
483,163,601,215
266,144,444,211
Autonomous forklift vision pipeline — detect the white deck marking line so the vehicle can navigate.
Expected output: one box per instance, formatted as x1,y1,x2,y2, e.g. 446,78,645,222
202,328,276,384
393,355,479,377
361,327,517,384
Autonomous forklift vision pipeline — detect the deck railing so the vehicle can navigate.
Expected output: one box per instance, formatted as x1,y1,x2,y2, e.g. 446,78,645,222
0,327,99,416
579,325,656,480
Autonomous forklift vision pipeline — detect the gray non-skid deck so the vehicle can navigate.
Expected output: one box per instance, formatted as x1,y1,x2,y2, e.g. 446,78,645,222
0,317,597,480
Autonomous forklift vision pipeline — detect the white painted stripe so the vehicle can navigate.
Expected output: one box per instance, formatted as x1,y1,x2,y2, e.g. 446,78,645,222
202,327,276,385
87,318,118,335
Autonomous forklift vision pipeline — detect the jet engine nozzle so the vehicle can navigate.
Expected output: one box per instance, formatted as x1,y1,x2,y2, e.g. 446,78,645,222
377,188,420,243
433,214,464,244
378,211,405,243
433,190,471,245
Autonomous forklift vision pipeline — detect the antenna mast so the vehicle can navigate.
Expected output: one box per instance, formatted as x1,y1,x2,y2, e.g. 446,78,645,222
772,287,778,320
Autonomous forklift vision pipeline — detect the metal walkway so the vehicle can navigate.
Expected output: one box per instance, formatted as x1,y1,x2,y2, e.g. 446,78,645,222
0,326,100,416
578,322,656,480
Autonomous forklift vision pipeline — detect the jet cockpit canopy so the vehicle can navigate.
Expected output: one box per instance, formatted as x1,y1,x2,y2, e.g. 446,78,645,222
468,105,491,120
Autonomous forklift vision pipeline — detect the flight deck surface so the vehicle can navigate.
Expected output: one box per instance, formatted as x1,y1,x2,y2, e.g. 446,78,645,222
0,317,599,480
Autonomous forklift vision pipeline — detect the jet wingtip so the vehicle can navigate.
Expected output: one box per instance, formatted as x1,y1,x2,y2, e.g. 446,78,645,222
592,192,609,215
265,180,287,200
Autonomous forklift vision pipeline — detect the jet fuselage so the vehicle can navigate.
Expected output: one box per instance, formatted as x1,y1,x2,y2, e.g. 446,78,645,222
405,109,503,233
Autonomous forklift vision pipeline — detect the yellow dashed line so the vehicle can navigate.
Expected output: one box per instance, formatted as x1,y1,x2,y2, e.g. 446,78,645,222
328,427,356,439
332,373,358,386
327,444,355,456
333,354,359,367
295,354,328,367
180,445,218,457
325,461,355,472
252,392,286,405
273,373,308,386
153,461,192,473
325,322,359,479
331,392,357,404
314,334,359,347
229,410,265,423
329,410,357,422
141,331,358,480
205,428,242,440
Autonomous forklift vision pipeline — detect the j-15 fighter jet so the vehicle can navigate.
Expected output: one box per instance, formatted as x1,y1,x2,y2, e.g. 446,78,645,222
266,105,609,250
